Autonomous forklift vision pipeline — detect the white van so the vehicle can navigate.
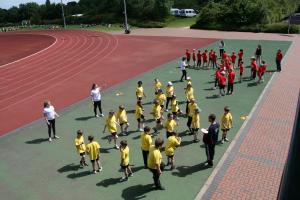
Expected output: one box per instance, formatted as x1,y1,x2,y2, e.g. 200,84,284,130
179,9,197,17
170,8,180,16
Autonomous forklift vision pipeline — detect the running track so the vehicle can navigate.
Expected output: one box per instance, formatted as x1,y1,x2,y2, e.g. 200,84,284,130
0,30,217,135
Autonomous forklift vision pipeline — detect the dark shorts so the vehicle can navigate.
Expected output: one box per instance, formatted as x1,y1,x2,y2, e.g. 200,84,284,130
166,131,174,138
160,105,164,109
156,119,161,124
137,97,142,100
120,122,128,126
240,72,243,76
137,115,145,122
91,156,99,163
167,155,174,159
111,132,117,136
221,129,230,132
219,85,225,89
121,164,129,169
80,152,86,156
192,128,199,132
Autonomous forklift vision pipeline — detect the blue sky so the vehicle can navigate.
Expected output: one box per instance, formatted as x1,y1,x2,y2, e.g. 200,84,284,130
0,0,79,9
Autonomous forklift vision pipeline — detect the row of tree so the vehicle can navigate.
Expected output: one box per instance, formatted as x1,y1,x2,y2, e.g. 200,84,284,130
0,0,299,28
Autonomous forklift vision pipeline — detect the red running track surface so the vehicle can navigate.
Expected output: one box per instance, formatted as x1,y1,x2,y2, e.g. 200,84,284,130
0,30,217,135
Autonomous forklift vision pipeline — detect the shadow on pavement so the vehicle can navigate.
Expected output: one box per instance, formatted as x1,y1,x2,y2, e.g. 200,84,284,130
57,163,82,173
25,138,49,144
172,162,211,177
75,116,95,121
96,177,121,187
67,170,92,179
121,184,154,200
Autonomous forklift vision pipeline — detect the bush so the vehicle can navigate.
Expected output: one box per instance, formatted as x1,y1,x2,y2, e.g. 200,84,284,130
129,20,165,28
262,23,299,34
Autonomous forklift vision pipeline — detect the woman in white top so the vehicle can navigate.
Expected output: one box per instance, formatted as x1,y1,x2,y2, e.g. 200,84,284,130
180,57,188,82
219,40,225,57
91,83,104,117
43,101,59,142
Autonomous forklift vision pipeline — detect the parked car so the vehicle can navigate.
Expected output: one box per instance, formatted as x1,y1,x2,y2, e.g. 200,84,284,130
179,9,197,17
170,8,181,16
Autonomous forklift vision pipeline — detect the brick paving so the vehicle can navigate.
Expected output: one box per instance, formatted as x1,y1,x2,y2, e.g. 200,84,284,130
127,28,299,199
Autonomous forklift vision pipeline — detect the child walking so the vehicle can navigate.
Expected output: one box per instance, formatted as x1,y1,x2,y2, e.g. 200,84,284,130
135,100,145,131
239,61,244,83
171,95,181,120
180,57,188,82
116,105,129,135
136,81,146,100
74,130,88,167
86,135,102,174
103,111,120,149
152,100,163,135
141,126,152,168
163,113,177,138
220,106,233,144
154,78,162,95
165,82,174,111
191,109,200,142
165,132,181,170
120,140,133,181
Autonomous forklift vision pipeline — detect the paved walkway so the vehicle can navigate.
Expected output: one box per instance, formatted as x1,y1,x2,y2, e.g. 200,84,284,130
128,28,299,199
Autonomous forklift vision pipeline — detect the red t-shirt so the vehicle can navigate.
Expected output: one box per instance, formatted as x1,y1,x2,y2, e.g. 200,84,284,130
219,75,226,86
203,53,208,62
192,52,196,61
212,53,217,61
231,54,237,63
197,52,202,60
276,52,283,61
228,71,235,84
228,64,234,71
186,52,191,59
209,51,213,59
251,60,258,71
215,70,221,79
239,64,244,74
259,64,267,76
222,52,227,60
238,52,243,59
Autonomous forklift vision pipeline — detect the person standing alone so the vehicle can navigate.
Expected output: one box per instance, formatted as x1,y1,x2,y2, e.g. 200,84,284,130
43,101,59,142
91,83,104,117
276,49,283,72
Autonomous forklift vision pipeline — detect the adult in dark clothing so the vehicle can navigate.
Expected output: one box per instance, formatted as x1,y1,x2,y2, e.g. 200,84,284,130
202,114,220,167
255,45,262,65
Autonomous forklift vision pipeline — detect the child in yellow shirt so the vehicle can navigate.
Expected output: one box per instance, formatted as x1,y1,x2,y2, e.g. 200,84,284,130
164,113,177,138
165,82,174,112
154,78,162,95
140,126,152,168
165,132,181,170
135,100,145,131
220,106,233,144
155,89,166,109
103,111,120,149
191,109,200,142
136,81,146,100
74,130,88,167
171,95,182,120
152,100,163,135
86,135,102,174
120,140,133,181
185,83,194,115
187,99,198,134
116,105,129,135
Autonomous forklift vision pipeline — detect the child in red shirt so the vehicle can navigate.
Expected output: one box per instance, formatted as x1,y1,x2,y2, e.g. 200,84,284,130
238,49,243,66
222,51,227,62
192,49,196,68
231,52,237,68
212,51,217,69
227,69,235,95
208,49,213,68
202,50,208,68
197,50,202,68
218,71,226,96
276,49,283,72
239,61,244,83
186,49,191,67
214,67,221,89
258,60,267,83
250,57,258,80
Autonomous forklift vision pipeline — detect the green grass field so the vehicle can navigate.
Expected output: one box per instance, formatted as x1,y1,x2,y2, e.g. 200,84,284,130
0,39,291,200
165,17,197,28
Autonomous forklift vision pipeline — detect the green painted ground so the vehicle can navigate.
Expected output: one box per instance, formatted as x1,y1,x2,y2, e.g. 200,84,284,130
0,39,291,200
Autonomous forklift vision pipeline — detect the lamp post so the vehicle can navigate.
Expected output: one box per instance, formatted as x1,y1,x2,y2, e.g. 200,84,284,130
123,0,130,34
60,0,67,29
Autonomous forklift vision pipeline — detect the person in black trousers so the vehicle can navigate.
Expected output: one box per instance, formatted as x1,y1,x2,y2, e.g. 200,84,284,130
43,101,60,142
255,44,262,65
180,57,188,82
148,138,165,190
202,114,220,167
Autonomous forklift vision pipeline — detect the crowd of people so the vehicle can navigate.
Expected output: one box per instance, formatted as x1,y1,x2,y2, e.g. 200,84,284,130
42,41,284,190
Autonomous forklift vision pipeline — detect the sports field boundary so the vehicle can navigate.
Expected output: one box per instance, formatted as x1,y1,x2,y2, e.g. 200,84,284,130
195,37,296,199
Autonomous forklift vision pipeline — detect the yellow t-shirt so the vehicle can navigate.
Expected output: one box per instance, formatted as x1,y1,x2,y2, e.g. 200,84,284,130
106,115,117,133
221,112,233,129
116,110,128,124
186,87,194,101
141,132,152,151
171,99,179,113
164,119,177,132
166,86,174,97
136,86,144,98
192,113,200,129
135,105,143,119
155,93,166,105
120,146,129,166
155,81,162,91
147,145,162,169
165,136,181,156
187,80,192,86
188,103,198,117
74,136,86,154
152,104,162,120
86,141,100,160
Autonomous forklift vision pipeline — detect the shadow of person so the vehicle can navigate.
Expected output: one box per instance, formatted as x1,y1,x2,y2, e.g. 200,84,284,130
25,138,49,144
57,163,81,173
96,177,121,187
100,147,114,153
121,184,154,200
206,94,220,99
172,162,210,177
127,110,135,114
67,170,92,179
75,116,95,121
180,140,195,147
247,82,258,87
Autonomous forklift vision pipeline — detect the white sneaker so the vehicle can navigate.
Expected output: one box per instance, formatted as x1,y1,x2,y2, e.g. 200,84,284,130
97,167,103,172
224,138,229,142
93,170,97,174
165,109,169,112
100,114,104,117
115,145,120,149
53,135,59,139
115,134,119,139
221,139,224,144
120,177,128,182
128,173,133,177
95,114,99,118
48,137,52,142
139,128,144,132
